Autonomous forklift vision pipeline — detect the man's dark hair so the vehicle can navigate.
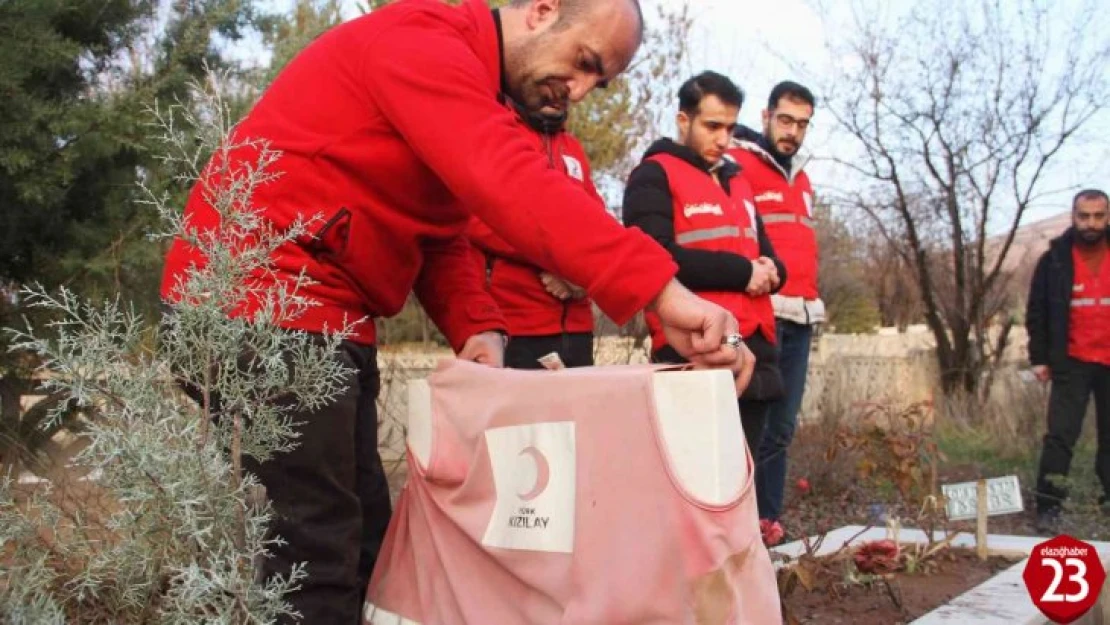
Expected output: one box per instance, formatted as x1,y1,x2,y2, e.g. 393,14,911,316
677,71,744,116
1073,188,1109,211
767,80,816,110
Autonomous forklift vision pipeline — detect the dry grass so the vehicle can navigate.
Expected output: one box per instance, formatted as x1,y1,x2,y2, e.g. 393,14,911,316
934,365,1047,459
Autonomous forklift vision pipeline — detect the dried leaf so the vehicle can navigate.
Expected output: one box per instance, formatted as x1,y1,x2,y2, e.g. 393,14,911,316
795,562,816,592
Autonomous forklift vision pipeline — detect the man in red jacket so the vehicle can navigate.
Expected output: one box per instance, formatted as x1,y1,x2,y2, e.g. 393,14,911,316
730,81,822,529
467,105,600,369
623,70,787,470
161,1,753,622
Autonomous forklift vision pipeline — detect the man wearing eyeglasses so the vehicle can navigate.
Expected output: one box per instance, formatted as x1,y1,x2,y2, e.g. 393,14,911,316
729,81,823,539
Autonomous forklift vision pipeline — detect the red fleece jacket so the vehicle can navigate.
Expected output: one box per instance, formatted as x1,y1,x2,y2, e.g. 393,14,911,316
160,0,676,349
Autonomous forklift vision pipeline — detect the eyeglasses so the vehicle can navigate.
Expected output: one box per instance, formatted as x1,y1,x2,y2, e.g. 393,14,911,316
774,113,812,131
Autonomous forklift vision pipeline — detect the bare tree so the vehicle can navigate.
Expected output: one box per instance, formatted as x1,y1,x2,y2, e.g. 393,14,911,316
816,0,1110,393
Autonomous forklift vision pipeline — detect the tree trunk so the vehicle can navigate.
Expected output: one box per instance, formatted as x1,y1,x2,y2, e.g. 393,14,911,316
935,322,978,395
979,318,1014,403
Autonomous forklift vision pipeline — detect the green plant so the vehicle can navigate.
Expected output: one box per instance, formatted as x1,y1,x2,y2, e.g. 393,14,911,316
0,72,354,623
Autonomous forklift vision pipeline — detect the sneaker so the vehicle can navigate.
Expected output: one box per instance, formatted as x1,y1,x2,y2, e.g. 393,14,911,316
1035,508,1061,534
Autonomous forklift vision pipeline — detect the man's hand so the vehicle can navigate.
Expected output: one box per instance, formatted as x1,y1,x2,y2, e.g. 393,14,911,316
458,331,505,367
540,272,571,300
731,342,756,395
755,256,780,290
540,272,586,300
1032,365,1051,383
650,279,755,394
747,259,775,296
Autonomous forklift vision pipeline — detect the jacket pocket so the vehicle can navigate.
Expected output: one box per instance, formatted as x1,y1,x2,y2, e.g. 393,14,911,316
305,207,352,260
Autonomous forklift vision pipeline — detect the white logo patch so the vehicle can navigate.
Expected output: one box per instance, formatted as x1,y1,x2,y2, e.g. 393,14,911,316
1074,284,1085,292
562,155,584,182
803,192,814,217
683,203,724,218
754,191,784,204
482,422,576,553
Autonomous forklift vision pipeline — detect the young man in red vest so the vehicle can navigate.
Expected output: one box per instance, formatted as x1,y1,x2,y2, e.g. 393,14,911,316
1027,188,1110,531
729,81,821,529
623,70,787,473
467,104,599,369
160,1,755,621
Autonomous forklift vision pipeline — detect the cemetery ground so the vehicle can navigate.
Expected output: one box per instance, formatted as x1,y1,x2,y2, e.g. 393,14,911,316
759,397,1106,624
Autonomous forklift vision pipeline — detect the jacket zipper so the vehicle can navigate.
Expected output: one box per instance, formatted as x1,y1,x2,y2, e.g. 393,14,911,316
543,133,555,167
545,133,572,358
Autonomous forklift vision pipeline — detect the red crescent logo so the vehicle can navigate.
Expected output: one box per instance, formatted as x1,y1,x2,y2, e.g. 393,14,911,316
517,446,551,501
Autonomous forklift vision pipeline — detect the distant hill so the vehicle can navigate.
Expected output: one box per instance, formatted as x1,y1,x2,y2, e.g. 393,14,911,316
990,211,1071,274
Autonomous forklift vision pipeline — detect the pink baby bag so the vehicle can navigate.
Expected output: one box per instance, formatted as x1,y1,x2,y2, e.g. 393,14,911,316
363,360,781,625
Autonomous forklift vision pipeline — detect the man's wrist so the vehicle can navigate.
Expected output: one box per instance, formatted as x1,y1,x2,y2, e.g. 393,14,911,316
647,278,679,313
484,329,509,348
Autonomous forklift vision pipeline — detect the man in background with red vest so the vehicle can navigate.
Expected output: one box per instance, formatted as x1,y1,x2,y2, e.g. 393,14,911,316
467,104,599,370
730,81,822,530
1027,188,1110,531
161,1,755,621
623,71,785,459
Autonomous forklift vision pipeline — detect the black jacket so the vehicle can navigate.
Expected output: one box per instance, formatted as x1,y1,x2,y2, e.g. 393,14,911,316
1026,227,1109,369
621,138,787,294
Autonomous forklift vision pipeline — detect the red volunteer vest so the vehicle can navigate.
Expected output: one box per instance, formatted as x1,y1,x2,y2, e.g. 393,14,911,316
1069,246,1110,365
729,146,819,299
645,153,776,351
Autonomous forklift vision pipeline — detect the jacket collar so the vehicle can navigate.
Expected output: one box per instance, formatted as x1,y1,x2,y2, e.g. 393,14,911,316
1052,226,1110,258
730,124,811,184
644,138,739,183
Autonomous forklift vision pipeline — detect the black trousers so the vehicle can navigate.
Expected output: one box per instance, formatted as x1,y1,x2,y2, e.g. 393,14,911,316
652,331,784,462
188,339,391,624
504,332,594,369
1035,358,1110,512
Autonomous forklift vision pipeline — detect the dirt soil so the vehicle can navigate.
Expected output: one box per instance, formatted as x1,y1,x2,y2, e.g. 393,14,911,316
782,548,1022,624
